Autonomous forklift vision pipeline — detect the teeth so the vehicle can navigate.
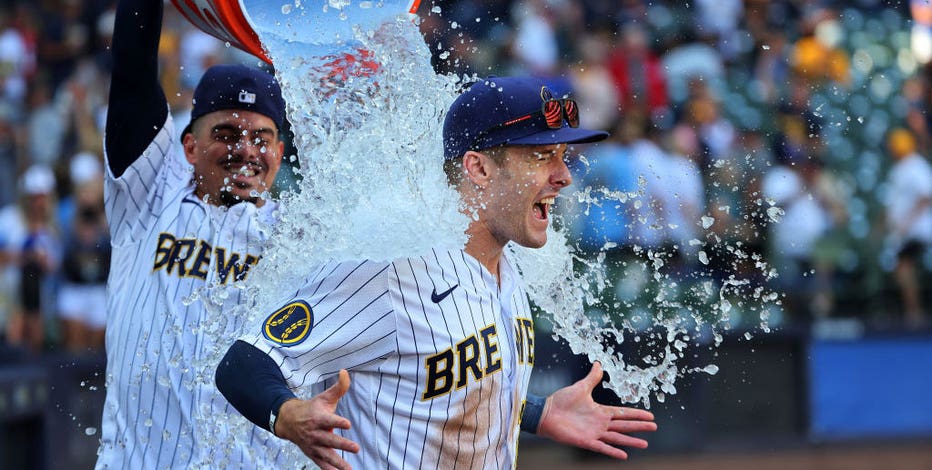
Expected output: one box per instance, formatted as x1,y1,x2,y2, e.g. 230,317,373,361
227,164,256,177
539,196,555,205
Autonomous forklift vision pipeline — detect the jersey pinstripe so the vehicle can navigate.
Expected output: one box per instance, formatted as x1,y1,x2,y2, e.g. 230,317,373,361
245,247,536,469
97,115,291,469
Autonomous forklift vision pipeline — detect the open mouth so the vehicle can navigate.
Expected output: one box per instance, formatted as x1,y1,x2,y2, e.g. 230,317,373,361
225,162,261,179
533,196,555,221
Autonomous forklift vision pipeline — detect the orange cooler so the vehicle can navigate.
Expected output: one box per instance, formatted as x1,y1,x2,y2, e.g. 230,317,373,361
170,0,422,64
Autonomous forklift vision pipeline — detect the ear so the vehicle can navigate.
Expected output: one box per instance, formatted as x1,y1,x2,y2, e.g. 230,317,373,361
462,150,495,188
182,132,198,165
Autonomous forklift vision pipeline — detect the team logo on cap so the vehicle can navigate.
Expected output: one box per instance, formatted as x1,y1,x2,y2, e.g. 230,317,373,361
238,90,257,104
262,301,313,347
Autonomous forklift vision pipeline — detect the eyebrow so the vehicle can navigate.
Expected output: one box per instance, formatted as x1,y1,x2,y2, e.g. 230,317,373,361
531,148,561,157
211,123,276,136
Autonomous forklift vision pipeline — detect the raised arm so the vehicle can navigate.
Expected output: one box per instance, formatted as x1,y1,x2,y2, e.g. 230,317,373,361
105,0,169,177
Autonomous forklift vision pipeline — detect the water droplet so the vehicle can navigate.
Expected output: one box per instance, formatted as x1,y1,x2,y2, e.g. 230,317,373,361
766,206,784,223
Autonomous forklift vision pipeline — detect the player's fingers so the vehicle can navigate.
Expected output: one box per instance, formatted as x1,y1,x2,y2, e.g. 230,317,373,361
614,407,655,421
321,370,352,405
309,448,352,470
600,431,650,449
335,369,351,395
577,361,604,391
586,440,629,460
312,461,339,470
607,419,658,434
307,411,352,431
306,430,360,453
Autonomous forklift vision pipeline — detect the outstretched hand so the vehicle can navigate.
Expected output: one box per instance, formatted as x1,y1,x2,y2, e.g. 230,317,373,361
537,362,657,459
274,370,360,470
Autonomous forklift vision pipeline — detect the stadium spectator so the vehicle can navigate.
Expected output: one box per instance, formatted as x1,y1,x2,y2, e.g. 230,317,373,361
607,22,669,123
0,164,60,352
883,128,932,327
0,9,31,108
57,152,108,352
25,78,67,167
789,7,851,87
570,117,639,255
663,123,706,269
625,113,671,251
0,104,18,208
568,30,619,131
37,0,88,93
509,0,560,76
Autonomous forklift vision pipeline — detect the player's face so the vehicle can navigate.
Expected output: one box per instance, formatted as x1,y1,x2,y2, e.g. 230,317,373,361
481,144,572,249
183,110,285,207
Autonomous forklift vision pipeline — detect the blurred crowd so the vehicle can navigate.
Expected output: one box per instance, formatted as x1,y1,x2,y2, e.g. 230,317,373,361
423,0,932,329
0,0,254,354
0,0,929,354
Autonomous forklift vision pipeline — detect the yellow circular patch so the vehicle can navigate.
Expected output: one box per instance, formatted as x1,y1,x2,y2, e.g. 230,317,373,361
262,301,313,346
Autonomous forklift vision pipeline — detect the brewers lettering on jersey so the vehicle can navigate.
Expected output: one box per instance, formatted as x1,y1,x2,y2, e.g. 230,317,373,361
248,249,535,468
216,76,656,470
97,0,292,467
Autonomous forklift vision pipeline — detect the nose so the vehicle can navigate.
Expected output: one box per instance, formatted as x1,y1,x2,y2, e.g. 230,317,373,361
551,158,572,188
231,137,262,159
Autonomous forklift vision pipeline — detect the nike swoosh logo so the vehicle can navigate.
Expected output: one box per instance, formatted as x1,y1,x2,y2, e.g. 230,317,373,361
431,284,459,303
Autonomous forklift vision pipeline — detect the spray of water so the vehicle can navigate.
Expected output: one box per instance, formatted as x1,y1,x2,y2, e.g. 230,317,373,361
247,7,470,312
236,0,780,419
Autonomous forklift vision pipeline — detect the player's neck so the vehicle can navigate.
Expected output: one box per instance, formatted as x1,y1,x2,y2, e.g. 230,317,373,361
464,224,504,285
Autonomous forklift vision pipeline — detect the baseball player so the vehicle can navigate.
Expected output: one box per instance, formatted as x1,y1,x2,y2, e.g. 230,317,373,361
216,76,657,469
98,0,291,467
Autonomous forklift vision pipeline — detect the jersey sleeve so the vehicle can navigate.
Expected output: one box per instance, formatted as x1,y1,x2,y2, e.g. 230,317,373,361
103,114,191,245
242,259,399,388
105,0,169,178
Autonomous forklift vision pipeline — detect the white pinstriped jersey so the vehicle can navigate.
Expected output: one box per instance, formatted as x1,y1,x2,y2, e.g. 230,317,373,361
245,248,536,469
97,115,291,469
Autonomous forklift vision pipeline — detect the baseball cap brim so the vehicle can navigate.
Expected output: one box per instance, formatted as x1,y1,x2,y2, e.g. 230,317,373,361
504,126,608,147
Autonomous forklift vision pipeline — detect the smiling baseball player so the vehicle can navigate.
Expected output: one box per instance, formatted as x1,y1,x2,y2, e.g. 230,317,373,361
216,76,657,469
97,0,292,467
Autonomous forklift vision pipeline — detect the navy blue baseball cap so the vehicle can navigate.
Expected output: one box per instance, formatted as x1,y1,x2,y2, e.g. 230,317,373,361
181,64,286,141
443,76,608,160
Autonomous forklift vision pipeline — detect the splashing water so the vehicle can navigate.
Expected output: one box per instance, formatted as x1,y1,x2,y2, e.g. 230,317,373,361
247,4,470,311
214,3,778,446
194,4,472,465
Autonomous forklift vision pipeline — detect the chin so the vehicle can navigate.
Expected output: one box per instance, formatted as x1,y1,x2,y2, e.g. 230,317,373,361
519,235,548,249
219,190,261,206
